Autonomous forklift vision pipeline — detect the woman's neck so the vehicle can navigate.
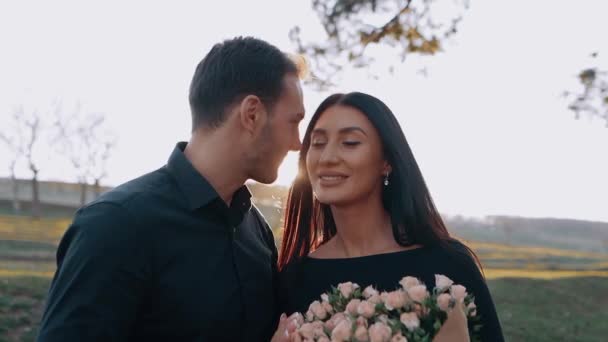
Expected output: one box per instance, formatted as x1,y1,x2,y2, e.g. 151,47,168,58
328,195,400,258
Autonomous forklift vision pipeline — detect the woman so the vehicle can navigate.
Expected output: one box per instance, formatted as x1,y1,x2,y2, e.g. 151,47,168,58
277,92,504,341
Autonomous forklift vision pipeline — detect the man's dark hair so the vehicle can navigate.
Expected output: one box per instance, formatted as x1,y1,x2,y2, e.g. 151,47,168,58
188,36,300,130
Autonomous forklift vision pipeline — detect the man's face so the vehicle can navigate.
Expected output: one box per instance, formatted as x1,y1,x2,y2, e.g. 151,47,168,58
249,74,305,184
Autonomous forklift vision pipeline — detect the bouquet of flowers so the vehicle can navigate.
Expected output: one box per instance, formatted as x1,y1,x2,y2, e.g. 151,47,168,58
292,274,481,342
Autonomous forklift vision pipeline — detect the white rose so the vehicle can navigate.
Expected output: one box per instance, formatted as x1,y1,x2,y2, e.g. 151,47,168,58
435,274,454,289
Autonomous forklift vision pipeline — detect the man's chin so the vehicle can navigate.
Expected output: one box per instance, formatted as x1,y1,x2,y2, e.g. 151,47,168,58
251,173,278,185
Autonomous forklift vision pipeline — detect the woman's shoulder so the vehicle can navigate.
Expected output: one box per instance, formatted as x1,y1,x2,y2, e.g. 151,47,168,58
278,257,308,283
426,239,482,276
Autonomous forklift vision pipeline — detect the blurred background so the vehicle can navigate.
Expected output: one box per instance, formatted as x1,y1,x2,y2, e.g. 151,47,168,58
1,1,607,341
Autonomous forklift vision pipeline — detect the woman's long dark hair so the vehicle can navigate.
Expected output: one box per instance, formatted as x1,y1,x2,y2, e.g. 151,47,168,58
278,92,481,271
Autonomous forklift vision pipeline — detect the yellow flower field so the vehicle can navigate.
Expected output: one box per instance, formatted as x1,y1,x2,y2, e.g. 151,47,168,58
0,216,70,243
1,215,607,280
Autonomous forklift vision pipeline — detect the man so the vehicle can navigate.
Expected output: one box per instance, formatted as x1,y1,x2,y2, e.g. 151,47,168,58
37,36,306,341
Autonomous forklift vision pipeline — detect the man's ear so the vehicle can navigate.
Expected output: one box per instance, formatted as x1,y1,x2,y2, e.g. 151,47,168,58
238,95,267,134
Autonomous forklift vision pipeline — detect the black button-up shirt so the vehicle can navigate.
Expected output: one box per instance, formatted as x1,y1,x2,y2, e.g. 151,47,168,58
37,142,279,342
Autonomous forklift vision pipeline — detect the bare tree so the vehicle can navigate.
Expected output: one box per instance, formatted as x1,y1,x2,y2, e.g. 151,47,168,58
292,0,469,88
565,53,608,127
91,138,116,198
53,102,114,205
1,105,47,218
0,131,22,214
22,108,43,218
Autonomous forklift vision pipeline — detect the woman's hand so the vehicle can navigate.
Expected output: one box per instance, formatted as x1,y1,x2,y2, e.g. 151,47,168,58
433,302,470,342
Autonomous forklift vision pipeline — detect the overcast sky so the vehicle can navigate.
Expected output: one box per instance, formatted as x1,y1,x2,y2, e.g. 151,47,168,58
1,0,607,222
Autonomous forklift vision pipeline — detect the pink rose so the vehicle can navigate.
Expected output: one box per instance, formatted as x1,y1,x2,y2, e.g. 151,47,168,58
450,285,467,302
292,312,304,326
437,293,452,312
354,325,370,341
338,282,359,298
407,285,429,303
311,321,326,338
305,310,314,322
368,322,392,342
293,333,303,342
325,312,346,332
391,333,408,342
364,285,379,298
309,300,328,320
377,314,389,324
384,290,408,310
435,274,454,289
467,302,477,317
331,319,353,341
399,276,421,290
320,293,334,314
356,316,368,328
346,299,362,315
298,323,315,339
357,300,377,318
322,301,334,314
400,312,420,332
368,293,382,305
317,337,330,342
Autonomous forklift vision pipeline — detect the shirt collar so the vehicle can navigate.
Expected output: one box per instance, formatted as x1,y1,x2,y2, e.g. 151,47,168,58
166,142,252,211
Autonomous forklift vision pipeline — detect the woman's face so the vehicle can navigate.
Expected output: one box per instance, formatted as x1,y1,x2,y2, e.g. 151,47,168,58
306,104,389,206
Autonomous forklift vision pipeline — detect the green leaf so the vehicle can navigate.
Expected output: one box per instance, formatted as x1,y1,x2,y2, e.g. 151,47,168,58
433,318,442,331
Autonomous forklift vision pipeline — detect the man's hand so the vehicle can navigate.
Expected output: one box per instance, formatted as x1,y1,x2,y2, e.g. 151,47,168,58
270,313,301,342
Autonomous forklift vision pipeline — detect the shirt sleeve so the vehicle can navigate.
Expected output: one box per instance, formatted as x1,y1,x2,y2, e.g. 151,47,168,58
37,202,149,342
250,209,281,341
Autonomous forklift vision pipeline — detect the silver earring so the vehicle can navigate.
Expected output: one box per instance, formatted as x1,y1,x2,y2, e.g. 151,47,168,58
384,173,389,186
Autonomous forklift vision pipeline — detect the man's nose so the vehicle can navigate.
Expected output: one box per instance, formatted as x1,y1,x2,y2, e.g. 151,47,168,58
290,134,302,152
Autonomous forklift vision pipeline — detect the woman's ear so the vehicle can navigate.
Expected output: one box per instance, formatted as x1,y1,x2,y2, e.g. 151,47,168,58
382,161,392,176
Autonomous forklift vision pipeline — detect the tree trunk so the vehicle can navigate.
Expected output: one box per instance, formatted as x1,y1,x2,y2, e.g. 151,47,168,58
94,178,102,198
10,171,21,214
31,170,40,219
80,180,88,206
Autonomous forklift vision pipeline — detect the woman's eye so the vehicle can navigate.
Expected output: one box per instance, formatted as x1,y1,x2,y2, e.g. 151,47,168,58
343,141,361,147
311,140,326,147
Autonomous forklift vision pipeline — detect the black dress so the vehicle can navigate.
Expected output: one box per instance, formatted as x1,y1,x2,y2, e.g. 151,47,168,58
278,241,504,342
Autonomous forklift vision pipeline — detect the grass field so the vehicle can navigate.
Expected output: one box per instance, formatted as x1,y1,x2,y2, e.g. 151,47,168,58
0,276,606,342
491,277,608,342
0,277,47,342
1,215,607,341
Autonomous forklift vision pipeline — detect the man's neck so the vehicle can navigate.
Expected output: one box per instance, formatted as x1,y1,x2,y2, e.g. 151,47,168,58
183,131,246,205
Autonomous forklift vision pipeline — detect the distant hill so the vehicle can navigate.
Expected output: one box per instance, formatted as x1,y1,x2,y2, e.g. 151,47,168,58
248,183,608,254
446,215,608,254
2,178,605,253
